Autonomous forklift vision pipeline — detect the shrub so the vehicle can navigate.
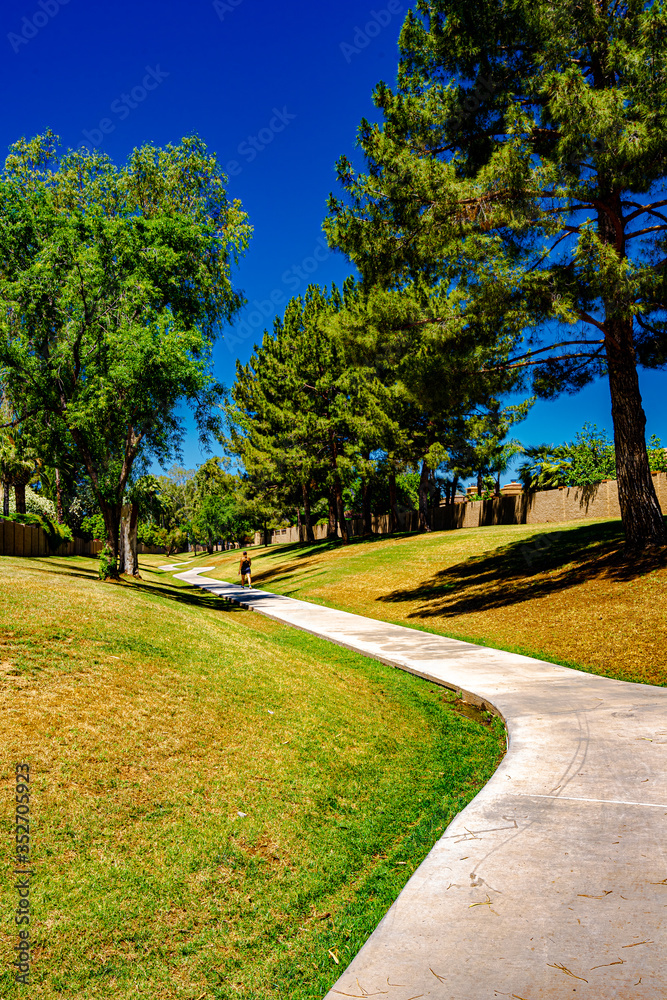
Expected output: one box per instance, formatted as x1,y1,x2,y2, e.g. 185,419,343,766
648,436,667,473
97,545,115,580
165,527,188,555
5,484,57,520
80,511,105,540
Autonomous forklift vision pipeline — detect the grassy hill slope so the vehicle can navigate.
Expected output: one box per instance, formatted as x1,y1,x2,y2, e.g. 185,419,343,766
0,554,503,1000
190,517,667,687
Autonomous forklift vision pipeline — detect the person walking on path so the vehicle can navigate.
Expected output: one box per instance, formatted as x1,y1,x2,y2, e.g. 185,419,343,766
239,551,252,588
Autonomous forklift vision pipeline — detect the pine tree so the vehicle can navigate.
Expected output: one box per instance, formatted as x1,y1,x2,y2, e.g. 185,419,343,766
326,0,667,550
227,284,391,544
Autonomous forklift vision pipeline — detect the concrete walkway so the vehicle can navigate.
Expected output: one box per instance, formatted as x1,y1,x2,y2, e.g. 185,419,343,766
172,567,667,999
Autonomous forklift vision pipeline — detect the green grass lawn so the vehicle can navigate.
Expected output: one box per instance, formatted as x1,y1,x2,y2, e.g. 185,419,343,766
191,517,667,686
0,554,504,1000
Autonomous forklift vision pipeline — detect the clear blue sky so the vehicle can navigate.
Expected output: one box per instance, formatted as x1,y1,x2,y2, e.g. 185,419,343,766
3,0,665,476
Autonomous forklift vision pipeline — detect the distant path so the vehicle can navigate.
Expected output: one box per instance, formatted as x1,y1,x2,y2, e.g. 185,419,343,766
172,567,667,999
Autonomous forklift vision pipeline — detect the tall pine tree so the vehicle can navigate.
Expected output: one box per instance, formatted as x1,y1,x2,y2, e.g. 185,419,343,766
227,283,392,544
326,0,667,550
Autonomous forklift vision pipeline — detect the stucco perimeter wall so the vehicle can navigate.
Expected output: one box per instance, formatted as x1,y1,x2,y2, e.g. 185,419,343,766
450,471,667,530
254,472,667,545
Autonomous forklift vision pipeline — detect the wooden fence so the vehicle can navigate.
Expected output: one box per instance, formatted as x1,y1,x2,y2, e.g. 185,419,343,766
0,520,104,558
0,522,178,558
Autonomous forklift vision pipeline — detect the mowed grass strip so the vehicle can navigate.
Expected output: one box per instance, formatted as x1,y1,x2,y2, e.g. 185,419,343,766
0,555,503,1000
193,517,667,686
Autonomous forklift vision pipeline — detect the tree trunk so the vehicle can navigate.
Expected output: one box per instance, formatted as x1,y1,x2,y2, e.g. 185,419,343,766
388,470,399,532
327,495,337,540
100,500,121,577
429,467,438,522
605,318,666,550
326,427,348,543
477,470,484,496
118,502,140,577
594,189,665,551
362,476,373,536
302,483,315,543
14,483,27,517
55,467,64,524
333,478,349,544
2,481,9,517
495,472,501,497
418,459,431,531
263,520,269,547
296,505,302,542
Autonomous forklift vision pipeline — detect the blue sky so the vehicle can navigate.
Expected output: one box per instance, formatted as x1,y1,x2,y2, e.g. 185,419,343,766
3,0,665,477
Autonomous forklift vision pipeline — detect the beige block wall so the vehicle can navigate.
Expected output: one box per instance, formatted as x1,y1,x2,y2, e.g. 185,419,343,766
252,474,667,547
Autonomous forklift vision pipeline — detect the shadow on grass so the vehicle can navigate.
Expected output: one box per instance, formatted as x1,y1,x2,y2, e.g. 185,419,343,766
12,557,101,583
252,530,420,561
377,519,667,619
249,531,421,591
14,557,245,615
131,580,247,612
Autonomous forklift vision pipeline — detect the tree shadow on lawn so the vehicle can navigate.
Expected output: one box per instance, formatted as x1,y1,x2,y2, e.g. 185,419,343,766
377,519,667,619
254,565,328,592
253,530,418,562
251,532,420,590
14,557,101,583
20,558,246,614
115,577,249,614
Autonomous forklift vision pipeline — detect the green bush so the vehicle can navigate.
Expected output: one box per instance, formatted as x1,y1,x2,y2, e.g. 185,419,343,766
164,527,188,555
648,435,667,473
97,544,115,580
80,511,105,540
137,520,162,546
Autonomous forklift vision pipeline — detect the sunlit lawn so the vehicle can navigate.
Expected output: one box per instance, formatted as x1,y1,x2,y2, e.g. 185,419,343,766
194,517,667,686
0,554,503,999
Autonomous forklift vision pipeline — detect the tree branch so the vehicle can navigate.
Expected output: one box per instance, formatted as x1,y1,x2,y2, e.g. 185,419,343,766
623,199,667,224
625,225,667,240
482,349,604,372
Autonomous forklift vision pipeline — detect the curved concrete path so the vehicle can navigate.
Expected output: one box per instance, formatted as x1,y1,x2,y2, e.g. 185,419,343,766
172,567,667,999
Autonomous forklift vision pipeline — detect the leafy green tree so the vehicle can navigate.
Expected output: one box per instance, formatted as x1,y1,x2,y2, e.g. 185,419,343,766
520,424,617,490
0,132,251,574
190,458,252,552
519,423,666,489
325,0,667,550
648,436,667,474
446,408,524,496
155,466,197,530
119,475,164,576
228,284,392,544
329,285,530,527
0,397,37,517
